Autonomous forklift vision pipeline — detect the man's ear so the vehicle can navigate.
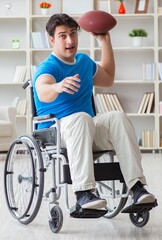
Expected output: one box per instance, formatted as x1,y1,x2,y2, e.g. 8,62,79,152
49,36,55,45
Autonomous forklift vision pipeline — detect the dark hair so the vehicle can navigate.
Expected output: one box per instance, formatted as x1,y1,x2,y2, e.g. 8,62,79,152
46,13,80,37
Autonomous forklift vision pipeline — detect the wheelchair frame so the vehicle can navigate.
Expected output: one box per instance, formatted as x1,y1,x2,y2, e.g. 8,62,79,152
4,80,157,233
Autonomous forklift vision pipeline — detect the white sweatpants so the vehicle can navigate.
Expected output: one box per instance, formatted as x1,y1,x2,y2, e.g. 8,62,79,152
59,111,146,192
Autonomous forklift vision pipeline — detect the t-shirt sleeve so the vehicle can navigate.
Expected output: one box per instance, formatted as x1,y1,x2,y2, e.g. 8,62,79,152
33,64,56,82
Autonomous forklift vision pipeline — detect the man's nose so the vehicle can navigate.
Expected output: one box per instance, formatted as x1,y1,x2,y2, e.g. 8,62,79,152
66,35,73,43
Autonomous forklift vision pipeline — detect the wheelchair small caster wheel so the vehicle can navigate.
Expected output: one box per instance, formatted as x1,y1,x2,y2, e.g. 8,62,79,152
49,206,63,233
129,211,150,227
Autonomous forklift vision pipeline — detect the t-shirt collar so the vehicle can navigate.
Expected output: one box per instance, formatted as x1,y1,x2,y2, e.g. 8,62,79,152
51,52,76,65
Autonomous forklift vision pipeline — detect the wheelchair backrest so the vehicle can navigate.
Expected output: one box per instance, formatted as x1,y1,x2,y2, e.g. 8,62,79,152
23,79,37,118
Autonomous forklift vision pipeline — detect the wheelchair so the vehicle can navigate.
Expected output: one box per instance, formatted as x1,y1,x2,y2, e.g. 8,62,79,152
4,80,157,233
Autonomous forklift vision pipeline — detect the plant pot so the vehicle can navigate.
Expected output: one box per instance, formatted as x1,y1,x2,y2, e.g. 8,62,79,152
132,37,143,47
118,2,126,14
41,8,49,16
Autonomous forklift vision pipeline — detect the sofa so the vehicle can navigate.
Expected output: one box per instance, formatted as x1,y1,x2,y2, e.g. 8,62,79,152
0,106,17,152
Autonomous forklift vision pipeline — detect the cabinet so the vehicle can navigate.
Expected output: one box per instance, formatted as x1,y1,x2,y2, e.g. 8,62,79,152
0,0,162,150
94,0,162,151
0,1,29,136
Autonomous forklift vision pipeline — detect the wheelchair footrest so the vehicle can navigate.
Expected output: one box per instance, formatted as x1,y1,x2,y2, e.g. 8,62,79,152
70,204,108,218
121,199,158,213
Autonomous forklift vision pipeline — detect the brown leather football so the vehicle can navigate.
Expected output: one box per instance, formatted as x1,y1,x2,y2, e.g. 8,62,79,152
78,10,117,34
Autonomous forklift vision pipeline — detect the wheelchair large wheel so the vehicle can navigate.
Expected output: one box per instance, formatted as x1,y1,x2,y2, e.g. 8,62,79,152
4,135,44,225
98,180,128,219
96,152,128,219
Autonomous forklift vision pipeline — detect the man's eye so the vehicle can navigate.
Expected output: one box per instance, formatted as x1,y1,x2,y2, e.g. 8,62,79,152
60,35,66,39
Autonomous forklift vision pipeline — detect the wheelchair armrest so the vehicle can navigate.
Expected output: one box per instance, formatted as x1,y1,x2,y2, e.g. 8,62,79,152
33,114,61,150
33,113,55,122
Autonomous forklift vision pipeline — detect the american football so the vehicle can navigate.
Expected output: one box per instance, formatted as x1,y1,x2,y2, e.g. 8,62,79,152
78,10,117,34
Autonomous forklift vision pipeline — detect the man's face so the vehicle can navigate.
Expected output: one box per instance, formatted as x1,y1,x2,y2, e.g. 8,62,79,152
50,25,78,62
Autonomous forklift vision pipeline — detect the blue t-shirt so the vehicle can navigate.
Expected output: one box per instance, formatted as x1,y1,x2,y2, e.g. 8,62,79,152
33,52,97,129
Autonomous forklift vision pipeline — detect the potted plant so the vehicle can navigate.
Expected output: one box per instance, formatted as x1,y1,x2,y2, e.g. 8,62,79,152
128,28,148,47
40,2,52,15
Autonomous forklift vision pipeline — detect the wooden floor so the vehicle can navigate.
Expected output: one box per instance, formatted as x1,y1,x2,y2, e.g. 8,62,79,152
0,153,161,240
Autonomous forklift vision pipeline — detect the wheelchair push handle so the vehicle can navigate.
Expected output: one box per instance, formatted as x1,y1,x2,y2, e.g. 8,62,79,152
22,79,31,89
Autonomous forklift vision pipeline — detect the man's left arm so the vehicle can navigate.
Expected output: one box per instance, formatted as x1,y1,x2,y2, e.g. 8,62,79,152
93,32,115,87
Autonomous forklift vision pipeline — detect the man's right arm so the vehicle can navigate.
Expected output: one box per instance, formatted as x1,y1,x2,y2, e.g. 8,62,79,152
35,75,59,103
35,73,81,103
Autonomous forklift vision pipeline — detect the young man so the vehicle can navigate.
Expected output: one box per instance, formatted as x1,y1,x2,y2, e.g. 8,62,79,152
33,13,155,210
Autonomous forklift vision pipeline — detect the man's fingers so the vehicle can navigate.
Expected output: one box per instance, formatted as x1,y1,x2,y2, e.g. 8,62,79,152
62,87,75,94
66,78,80,89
